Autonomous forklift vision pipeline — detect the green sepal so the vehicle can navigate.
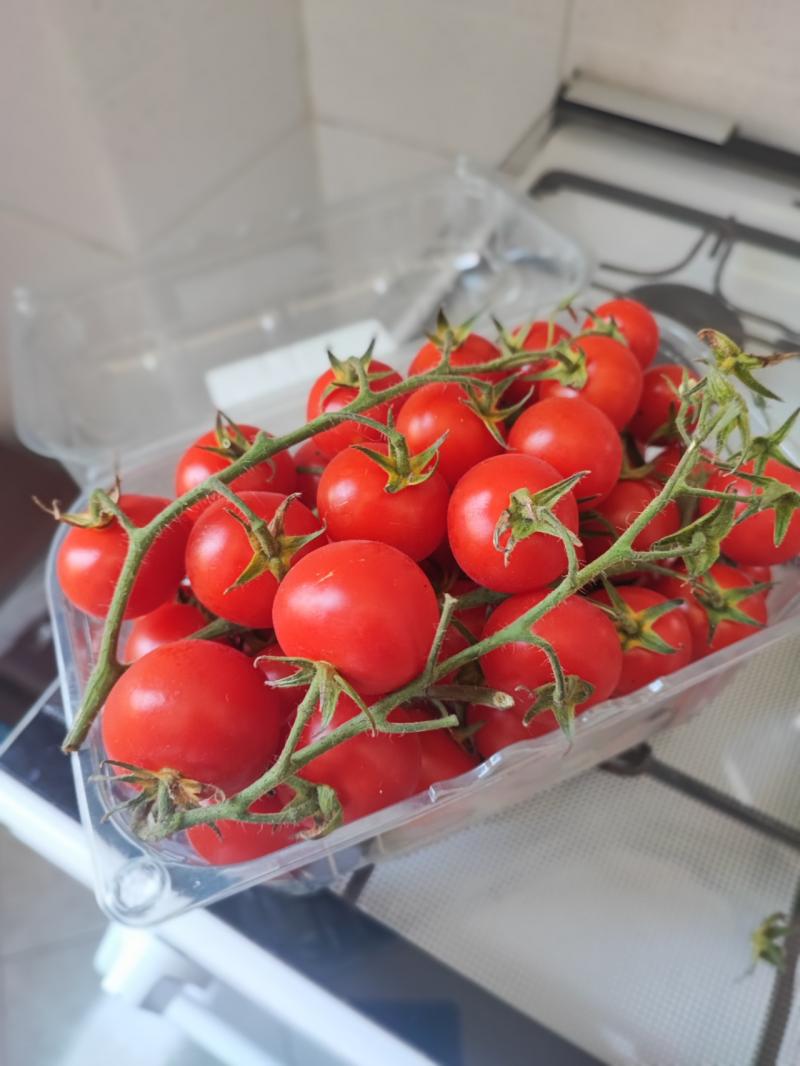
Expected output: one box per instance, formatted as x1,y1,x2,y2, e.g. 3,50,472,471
751,911,791,971
425,308,478,360
733,470,800,546
598,576,683,655
300,784,344,839
651,496,738,576
224,493,326,590
462,378,530,446
320,338,394,400
353,426,449,492
747,408,800,476
526,340,588,389
34,476,122,529
693,575,769,641
493,476,585,566
699,330,783,401
523,675,594,738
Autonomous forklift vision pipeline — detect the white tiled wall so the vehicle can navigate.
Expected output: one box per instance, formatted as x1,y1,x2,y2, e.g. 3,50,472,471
301,0,570,165
1,0,311,439
566,0,800,153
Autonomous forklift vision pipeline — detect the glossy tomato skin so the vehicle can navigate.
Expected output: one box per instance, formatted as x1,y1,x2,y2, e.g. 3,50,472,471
467,699,565,758
188,793,298,865
124,601,207,662
102,641,283,795
57,495,189,620
508,396,623,509
480,592,623,717
629,364,697,444
583,478,681,561
650,563,768,658
503,321,571,406
584,298,659,369
538,335,643,430
392,706,478,789
317,445,449,561
273,540,440,695
175,426,297,515
447,454,580,593
186,492,325,628
698,459,800,565
590,586,692,695
306,359,404,459
409,332,504,384
293,439,328,511
396,382,503,488
299,695,421,822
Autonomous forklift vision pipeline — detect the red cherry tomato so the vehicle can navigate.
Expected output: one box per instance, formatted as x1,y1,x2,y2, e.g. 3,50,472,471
409,332,504,384
508,396,623,509
467,699,562,759
188,793,299,865
650,563,768,659
306,359,404,459
650,443,686,480
396,382,503,488
583,478,681,561
186,491,325,628
393,705,478,789
293,439,328,511
480,591,623,720
299,695,421,822
698,459,800,565
447,454,579,593
737,563,773,585
590,586,692,695
175,425,297,516
317,445,449,561
102,641,283,795
273,541,440,695
629,364,698,444
124,601,207,662
56,495,189,620
503,321,571,406
584,298,660,369
538,335,643,430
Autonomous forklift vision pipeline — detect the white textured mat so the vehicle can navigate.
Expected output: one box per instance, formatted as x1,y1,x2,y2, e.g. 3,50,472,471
358,640,800,1066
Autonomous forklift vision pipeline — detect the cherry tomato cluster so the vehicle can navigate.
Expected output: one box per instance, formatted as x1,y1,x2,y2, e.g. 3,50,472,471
52,297,799,867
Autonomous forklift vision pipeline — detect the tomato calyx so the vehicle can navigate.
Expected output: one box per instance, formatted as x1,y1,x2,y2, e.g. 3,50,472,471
492,474,585,567
746,409,800,476
652,495,738,576
223,492,325,589
732,469,800,546
254,655,372,731
321,339,394,398
691,572,771,641
460,379,528,446
198,411,255,461
93,760,223,839
425,308,481,361
34,477,122,529
699,329,788,402
526,339,589,390
596,578,684,655
354,414,448,492
523,675,594,736
582,312,631,347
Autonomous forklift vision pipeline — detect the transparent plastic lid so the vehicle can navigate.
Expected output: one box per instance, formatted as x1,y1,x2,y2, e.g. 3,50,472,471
9,161,588,480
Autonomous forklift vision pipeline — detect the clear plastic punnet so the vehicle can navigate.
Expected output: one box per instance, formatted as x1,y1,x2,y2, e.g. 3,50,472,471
12,162,800,925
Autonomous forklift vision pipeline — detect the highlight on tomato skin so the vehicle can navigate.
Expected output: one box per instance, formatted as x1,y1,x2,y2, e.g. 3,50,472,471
124,600,208,662
56,494,190,620
101,640,285,797
272,540,440,696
